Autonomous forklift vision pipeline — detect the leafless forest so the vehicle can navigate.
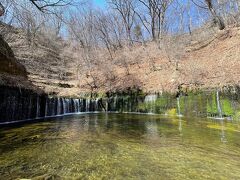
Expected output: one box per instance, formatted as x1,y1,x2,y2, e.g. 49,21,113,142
1,0,240,95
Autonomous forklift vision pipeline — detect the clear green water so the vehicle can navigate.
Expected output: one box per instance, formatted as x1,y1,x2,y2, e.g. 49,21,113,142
0,113,240,180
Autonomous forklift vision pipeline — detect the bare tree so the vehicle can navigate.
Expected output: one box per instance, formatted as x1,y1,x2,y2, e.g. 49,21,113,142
191,0,225,30
29,0,73,12
137,0,172,41
14,6,46,46
205,0,225,29
95,12,116,59
109,12,125,48
133,24,143,41
0,2,5,16
109,0,136,45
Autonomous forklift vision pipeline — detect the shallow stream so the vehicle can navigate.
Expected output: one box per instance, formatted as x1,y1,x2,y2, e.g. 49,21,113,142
0,113,240,179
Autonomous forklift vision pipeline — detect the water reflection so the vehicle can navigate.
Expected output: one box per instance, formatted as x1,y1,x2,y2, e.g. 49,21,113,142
178,117,183,136
0,113,240,179
220,120,227,143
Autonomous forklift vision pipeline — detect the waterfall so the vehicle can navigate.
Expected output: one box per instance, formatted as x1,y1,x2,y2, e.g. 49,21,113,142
57,98,61,115
113,96,117,111
86,99,91,112
68,99,71,112
216,90,223,119
67,99,69,113
51,98,56,116
177,97,183,117
27,96,32,119
36,96,40,118
45,99,48,117
78,99,81,112
145,94,158,102
75,99,78,112
73,99,76,112
65,99,68,113
80,99,83,112
105,100,108,112
66,99,70,113
73,99,80,113
95,98,99,111
0,86,114,123
144,94,158,113
3,84,240,124
62,98,66,114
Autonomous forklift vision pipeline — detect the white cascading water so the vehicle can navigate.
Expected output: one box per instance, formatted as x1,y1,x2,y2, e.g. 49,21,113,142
73,99,76,112
52,98,55,116
216,90,223,119
95,98,99,111
36,96,40,118
45,99,48,116
78,99,81,112
105,100,108,112
177,96,183,117
73,99,80,113
113,96,117,111
68,99,70,113
67,99,69,113
28,97,32,119
80,99,83,112
65,99,70,113
77,99,80,112
41,97,103,118
86,99,90,112
57,98,61,115
144,94,158,113
64,99,67,114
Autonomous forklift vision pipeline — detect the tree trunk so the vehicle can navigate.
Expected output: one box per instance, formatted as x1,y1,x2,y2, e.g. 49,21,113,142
0,3,5,16
210,8,225,30
205,0,225,30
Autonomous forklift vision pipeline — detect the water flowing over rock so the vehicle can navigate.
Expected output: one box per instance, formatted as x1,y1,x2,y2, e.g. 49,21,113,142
216,90,223,119
0,86,103,123
144,94,158,113
177,96,182,117
1,87,240,124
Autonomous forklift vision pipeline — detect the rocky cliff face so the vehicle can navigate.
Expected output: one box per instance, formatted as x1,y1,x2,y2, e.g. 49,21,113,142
0,34,27,77
0,22,77,96
0,34,44,92
0,31,46,123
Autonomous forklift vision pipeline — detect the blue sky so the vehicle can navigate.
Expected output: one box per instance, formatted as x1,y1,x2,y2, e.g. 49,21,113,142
94,0,107,8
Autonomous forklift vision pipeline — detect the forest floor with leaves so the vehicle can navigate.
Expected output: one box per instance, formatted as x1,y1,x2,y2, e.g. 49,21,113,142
1,22,240,96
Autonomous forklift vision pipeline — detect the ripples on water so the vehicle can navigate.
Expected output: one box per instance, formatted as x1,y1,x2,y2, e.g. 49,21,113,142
0,113,240,179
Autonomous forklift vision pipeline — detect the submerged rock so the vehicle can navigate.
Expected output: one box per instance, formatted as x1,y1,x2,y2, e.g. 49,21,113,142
32,174,62,180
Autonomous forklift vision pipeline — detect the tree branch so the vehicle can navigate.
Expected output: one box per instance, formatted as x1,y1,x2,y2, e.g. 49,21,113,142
0,2,5,16
29,0,72,12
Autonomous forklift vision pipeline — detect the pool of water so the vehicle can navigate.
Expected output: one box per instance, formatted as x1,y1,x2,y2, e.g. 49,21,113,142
0,113,240,179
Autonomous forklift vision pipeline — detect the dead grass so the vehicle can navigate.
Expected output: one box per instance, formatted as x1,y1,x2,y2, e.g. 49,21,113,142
1,22,240,96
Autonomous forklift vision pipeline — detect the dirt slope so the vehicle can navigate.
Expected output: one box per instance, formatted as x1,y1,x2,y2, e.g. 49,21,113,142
180,27,240,90
1,22,239,96
0,34,43,93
